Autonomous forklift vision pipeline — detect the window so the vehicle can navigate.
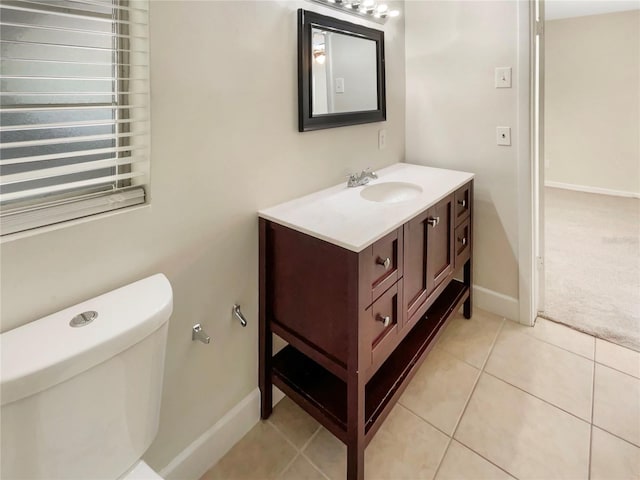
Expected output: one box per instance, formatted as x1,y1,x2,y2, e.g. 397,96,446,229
0,0,150,236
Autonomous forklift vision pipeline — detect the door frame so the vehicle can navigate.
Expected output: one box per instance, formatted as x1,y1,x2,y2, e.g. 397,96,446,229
517,0,544,326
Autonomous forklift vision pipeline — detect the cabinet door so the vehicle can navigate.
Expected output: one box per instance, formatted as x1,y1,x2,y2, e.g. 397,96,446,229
426,195,454,296
403,209,430,324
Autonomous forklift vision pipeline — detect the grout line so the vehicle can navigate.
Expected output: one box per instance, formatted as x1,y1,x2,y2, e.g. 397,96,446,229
299,451,332,480
266,419,302,452
452,437,521,480
444,318,521,480
277,453,301,479
591,424,640,450
482,370,592,425
299,424,322,453
588,355,596,480
594,359,640,381
433,319,521,480
538,313,640,356
431,436,455,480
505,316,596,362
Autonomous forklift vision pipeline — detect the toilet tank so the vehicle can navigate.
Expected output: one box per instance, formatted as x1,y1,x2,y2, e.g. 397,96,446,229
1,274,173,480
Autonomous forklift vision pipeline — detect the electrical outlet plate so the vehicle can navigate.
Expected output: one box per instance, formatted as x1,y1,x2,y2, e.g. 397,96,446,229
378,129,386,150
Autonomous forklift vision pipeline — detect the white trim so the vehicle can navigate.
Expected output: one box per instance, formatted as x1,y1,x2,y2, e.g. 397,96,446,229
474,285,520,323
159,387,285,480
544,181,640,199
517,0,535,326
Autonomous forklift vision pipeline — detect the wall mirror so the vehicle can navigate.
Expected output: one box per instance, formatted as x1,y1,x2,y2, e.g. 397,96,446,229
298,9,386,132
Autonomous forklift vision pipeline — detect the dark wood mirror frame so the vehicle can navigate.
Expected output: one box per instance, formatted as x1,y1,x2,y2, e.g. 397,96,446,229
298,9,386,132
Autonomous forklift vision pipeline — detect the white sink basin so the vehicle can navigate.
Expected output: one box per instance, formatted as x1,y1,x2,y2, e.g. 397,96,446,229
360,182,423,203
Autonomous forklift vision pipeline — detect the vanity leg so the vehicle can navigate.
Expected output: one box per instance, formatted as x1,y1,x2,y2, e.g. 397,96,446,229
463,259,472,319
346,373,365,480
259,219,273,419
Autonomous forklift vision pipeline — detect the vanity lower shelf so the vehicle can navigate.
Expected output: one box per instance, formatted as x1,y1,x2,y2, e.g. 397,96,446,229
271,280,469,444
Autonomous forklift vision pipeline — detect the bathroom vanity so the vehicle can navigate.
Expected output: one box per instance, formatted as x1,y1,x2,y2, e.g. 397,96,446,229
258,163,473,480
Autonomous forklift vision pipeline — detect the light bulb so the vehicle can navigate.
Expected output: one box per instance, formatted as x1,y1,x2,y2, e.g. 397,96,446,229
389,9,400,17
363,0,374,6
315,54,326,64
376,4,388,13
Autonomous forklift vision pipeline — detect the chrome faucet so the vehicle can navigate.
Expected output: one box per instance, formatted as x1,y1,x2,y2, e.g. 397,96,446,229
347,168,378,187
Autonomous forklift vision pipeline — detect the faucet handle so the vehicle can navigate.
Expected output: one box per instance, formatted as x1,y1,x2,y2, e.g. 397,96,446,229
365,167,378,178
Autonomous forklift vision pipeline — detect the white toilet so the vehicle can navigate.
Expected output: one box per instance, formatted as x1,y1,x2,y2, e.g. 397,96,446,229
1,274,173,480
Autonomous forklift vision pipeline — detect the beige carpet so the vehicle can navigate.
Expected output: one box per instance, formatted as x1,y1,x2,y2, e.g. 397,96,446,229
543,187,640,351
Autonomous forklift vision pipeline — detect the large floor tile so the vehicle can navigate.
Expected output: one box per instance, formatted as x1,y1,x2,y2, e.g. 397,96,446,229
590,427,640,480
269,396,320,448
279,455,327,480
202,421,297,480
455,373,591,480
595,338,640,379
593,364,640,446
304,406,449,480
365,404,449,480
303,428,346,480
435,440,515,480
436,309,504,368
512,317,595,359
485,326,594,420
400,347,480,434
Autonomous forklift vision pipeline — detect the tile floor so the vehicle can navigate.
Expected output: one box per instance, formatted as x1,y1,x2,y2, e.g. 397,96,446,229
201,309,640,480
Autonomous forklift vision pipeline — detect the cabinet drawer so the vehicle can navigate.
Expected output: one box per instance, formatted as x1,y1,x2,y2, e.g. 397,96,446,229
454,218,471,268
368,228,403,304
454,183,471,226
368,282,402,372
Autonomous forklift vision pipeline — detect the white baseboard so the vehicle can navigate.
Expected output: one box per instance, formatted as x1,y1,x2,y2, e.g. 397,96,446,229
545,181,640,199
159,387,285,480
473,285,519,322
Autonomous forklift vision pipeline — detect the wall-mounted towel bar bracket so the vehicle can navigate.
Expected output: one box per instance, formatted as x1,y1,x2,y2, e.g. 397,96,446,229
233,304,248,327
192,324,210,344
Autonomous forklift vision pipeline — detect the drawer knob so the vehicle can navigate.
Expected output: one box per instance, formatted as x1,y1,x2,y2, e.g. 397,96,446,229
376,314,391,327
376,257,391,269
458,237,467,246
427,216,440,227
458,199,467,208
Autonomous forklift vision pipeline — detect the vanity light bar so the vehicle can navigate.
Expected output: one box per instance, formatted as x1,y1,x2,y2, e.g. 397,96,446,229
307,0,400,24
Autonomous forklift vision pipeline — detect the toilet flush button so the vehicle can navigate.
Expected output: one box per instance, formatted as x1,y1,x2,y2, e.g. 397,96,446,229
70,310,98,327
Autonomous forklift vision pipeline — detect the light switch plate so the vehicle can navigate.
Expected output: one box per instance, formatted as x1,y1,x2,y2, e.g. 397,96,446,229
495,67,512,88
335,77,345,94
496,126,511,146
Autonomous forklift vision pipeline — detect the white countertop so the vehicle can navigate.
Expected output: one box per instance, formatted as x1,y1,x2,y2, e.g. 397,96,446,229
258,163,474,252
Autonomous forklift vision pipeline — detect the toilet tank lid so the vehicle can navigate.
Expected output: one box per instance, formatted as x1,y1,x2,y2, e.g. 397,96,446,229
1,274,173,406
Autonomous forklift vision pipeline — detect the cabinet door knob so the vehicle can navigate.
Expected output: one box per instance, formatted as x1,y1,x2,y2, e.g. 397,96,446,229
427,216,440,227
376,257,391,269
458,237,467,246
376,314,391,327
458,199,467,207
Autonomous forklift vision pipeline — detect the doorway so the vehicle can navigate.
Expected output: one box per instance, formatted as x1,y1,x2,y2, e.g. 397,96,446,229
535,1,640,350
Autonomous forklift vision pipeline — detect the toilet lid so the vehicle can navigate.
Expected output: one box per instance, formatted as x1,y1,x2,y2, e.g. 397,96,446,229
120,461,163,480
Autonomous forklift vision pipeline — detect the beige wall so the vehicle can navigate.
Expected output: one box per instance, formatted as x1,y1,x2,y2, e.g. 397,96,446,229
405,1,520,299
545,10,640,195
0,0,405,471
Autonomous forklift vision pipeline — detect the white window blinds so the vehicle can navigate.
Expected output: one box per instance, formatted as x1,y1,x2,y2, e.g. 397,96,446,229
0,0,150,236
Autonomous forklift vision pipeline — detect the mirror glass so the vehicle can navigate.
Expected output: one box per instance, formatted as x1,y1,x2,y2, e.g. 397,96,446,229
298,9,385,132
311,28,378,115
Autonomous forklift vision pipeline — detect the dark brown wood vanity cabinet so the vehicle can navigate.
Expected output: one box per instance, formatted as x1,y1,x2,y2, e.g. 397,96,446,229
259,181,474,480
